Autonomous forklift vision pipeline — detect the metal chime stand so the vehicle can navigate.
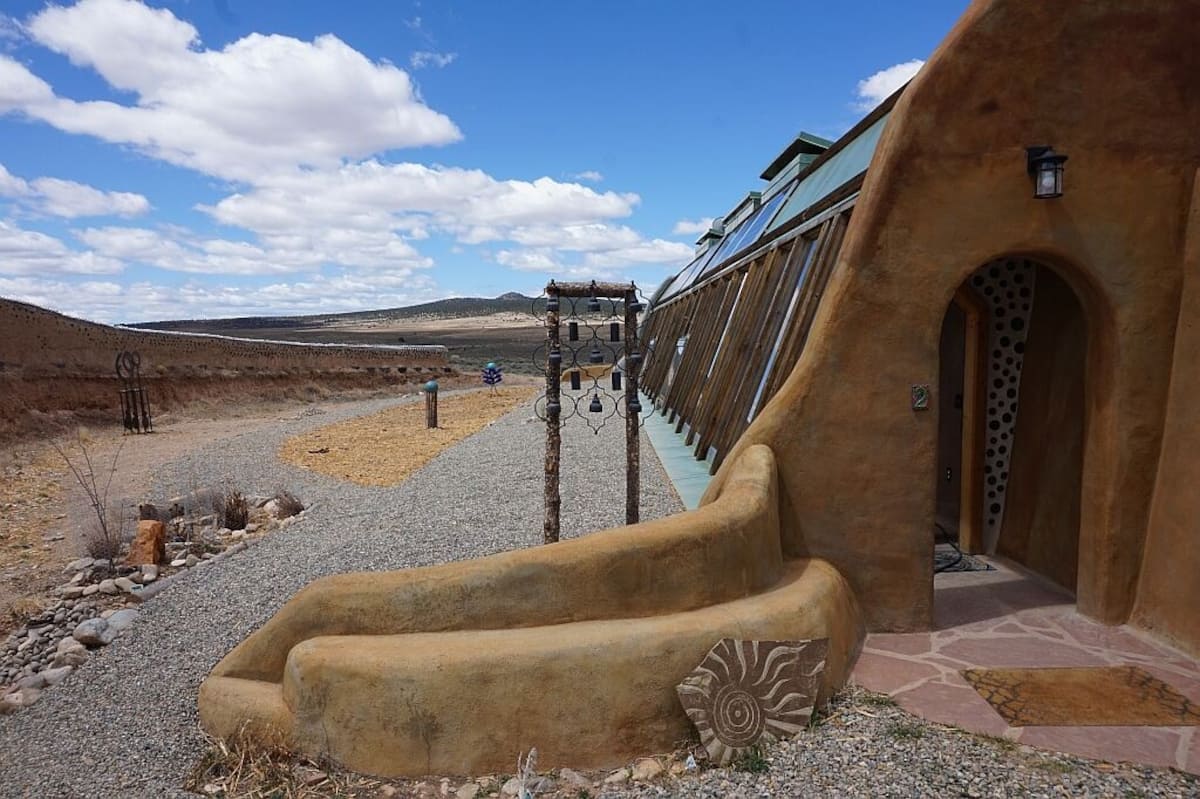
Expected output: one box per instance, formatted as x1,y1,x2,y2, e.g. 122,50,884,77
543,280,642,544
115,350,153,434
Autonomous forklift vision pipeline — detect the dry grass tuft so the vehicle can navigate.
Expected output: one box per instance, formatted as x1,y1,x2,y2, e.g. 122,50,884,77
5,596,44,627
186,729,393,798
278,386,536,487
213,487,250,531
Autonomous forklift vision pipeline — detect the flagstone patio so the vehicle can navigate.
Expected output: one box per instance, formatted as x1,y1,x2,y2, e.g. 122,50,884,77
851,559,1200,774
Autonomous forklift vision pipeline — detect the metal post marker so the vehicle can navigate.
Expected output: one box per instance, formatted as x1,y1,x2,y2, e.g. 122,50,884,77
425,380,439,429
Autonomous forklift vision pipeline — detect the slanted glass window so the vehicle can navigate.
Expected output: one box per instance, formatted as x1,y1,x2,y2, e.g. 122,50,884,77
697,185,793,280
659,244,721,302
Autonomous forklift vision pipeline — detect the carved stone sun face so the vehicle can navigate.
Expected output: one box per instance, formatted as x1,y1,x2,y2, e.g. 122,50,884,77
676,638,829,766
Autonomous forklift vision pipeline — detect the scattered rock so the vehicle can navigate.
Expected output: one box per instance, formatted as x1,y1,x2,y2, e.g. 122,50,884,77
63,557,94,572
51,639,88,668
526,776,555,794
72,618,111,647
500,777,521,797
455,783,480,799
40,666,72,686
114,577,137,593
557,768,592,790
98,579,118,595
126,520,166,566
81,585,99,597
141,564,158,581
15,673,47,691
105,609,138,636
185,555,199,568
631,758,664,782
604,768,630,785
170,558,187,568
0,687,40,713
60,585,85,599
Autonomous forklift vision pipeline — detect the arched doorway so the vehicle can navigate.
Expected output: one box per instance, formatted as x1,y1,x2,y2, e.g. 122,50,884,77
936,258,1087,593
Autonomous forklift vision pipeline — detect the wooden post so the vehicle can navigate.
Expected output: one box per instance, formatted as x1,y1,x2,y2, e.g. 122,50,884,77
625,287,641,525
544,283,562,544
424,380,439,428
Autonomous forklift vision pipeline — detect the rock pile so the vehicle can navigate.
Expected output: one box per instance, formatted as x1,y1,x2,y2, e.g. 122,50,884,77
0,491,304,714
0,558,140,715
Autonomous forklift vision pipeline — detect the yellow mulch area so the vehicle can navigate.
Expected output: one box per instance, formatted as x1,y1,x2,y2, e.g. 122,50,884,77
278,386,537,487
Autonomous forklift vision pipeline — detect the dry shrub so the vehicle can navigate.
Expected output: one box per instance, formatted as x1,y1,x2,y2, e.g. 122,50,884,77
48,429,126,561
273,489,305,519
213,487,250,531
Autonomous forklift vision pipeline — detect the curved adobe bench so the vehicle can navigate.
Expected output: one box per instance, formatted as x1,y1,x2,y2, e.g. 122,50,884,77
199,444,863,776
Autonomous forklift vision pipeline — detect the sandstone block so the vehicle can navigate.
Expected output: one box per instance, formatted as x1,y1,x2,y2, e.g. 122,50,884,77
125,520,166,566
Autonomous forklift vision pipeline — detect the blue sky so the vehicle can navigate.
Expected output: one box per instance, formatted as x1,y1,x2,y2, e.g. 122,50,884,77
0,0,967,323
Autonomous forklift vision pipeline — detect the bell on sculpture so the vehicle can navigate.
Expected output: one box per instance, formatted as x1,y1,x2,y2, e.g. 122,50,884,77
589,394,603,413
546,298,559,312
548,349,562,367
629,398,642,413
547,400,560,416
589,347,603,364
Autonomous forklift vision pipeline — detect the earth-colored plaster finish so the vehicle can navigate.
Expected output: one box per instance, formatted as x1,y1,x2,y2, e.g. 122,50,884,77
202,560,861,776
1133,171,1200,657
212,444,783,684
201,445,865,773
705,0,1199,636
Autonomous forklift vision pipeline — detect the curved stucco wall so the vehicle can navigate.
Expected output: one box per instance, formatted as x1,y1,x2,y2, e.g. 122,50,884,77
201,444,865,774
704,0,1200,633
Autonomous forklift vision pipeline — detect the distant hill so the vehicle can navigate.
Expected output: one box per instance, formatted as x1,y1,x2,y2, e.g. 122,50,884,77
126,293,545,332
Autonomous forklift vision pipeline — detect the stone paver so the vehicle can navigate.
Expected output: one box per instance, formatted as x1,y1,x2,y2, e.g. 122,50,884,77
852,560,1200,773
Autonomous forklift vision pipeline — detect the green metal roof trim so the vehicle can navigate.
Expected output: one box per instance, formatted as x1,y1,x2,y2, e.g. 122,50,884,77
760,130,834,181
765,112,890,235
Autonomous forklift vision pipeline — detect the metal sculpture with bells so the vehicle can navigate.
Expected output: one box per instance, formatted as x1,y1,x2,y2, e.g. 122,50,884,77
115,350,153,434
676,638,829,766
532,280,647,543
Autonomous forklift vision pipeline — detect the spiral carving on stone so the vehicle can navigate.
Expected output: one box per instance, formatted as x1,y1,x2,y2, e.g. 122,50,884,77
676,638,828,766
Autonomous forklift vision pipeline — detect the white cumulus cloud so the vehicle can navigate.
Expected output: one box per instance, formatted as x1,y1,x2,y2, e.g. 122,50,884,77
672,217,714,236
855,59,924,111
0,164,150,218
0,219,124,275
10,0,461,181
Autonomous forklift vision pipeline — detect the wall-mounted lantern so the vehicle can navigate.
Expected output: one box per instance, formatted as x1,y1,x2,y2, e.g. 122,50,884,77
1026,146,1068,199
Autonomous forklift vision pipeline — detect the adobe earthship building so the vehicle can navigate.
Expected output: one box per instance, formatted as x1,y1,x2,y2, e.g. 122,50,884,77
200,0,1200,777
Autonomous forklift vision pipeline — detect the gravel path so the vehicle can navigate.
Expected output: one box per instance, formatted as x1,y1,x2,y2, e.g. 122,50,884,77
0,394,682,798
